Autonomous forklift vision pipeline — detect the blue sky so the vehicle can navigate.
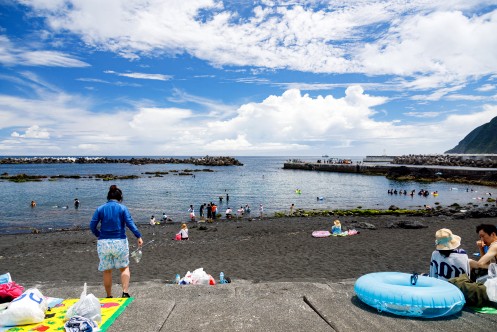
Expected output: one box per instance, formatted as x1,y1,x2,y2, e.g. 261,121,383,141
1,0,497,156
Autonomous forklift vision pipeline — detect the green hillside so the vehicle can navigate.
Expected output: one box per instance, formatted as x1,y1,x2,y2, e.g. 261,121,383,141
445,116,497,154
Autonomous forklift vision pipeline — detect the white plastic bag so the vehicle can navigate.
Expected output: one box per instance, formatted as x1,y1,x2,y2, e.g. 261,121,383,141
0,288,47,326
191,268,209,285
484,263,497,302
65,283,101,323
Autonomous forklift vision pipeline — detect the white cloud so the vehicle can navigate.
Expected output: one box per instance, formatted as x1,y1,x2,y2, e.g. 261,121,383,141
476,84,496,92
0,35,90,67
2,70,497,155
104,70,172,81
17,1,497,89
356,9,497,88
10,125,50,139
404,112,440,118
410,85,466,101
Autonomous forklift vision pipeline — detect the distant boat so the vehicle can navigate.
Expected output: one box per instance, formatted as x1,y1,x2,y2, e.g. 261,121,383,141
322,155,329,158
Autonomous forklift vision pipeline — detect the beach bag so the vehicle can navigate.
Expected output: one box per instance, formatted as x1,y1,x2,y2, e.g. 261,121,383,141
175,233,181,241
65,283,101,323
0,288,47,326
0,281,24,304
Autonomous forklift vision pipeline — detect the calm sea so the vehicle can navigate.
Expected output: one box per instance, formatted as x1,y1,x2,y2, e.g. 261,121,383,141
0,156,495,234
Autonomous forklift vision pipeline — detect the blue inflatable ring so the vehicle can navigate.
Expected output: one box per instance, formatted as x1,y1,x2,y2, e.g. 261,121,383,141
354,272,465,318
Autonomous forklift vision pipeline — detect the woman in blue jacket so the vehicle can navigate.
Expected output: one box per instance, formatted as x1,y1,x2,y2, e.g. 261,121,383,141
90,185,143,298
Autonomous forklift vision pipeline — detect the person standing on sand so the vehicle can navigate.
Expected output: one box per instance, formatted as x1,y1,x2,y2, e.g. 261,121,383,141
90,185,143,298
212,203,217,220
207,203,212,221
259,204,264,219
290,203,294,216
188,205,195,222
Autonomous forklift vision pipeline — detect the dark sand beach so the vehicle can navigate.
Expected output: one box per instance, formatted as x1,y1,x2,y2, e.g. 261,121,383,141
1,213,494,294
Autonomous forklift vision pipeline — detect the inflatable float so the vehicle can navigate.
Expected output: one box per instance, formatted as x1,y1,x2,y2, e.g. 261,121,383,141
312,230,331,238
354,272,465,318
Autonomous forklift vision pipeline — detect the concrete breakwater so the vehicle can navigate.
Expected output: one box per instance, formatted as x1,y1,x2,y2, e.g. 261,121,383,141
283,161,497,184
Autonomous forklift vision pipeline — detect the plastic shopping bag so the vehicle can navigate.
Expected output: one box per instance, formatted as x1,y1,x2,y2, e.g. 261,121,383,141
485,277,497,302
0,288,47,326
65,283,101,323
484,263,497,302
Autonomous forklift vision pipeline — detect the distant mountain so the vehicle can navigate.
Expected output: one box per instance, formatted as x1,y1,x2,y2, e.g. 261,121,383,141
445,116,497,154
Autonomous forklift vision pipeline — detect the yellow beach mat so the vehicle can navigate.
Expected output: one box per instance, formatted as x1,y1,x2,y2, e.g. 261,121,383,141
1,297,133,332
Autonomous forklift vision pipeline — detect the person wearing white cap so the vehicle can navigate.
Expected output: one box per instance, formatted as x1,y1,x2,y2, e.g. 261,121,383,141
429,228,470,281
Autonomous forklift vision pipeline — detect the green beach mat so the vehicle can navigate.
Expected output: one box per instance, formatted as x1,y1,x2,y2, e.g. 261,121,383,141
469,306,497,314
1,297,133,332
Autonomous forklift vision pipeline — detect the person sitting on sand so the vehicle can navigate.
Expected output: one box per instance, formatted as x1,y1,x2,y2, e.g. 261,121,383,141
179,223,189,240
448,224,497,307
331,220,342,235
469,224,497,271
429,228,469,281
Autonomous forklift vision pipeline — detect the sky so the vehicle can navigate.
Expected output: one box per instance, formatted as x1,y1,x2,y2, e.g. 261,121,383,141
1,0,497,157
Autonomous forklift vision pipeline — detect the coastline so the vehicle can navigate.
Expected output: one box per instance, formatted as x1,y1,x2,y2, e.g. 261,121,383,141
1,213,493,288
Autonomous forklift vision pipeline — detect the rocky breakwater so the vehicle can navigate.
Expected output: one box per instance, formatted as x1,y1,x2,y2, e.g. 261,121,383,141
392,154,497,168
0,156,243,166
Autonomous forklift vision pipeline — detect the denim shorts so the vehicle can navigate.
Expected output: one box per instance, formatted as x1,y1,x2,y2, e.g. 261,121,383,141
97,238,129,271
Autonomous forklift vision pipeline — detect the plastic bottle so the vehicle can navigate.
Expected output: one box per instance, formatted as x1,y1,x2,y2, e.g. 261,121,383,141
220,272,225,284
175,274,181,284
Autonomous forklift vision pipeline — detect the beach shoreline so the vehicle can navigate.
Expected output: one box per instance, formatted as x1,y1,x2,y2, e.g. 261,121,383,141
1,213,493,290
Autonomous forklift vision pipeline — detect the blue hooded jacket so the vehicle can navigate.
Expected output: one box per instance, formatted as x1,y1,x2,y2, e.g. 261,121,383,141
90,200,142,240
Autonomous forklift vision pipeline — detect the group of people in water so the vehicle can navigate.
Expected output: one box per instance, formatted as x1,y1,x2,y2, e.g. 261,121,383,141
430,224,497,307
387,189,438,197
30,198,81,209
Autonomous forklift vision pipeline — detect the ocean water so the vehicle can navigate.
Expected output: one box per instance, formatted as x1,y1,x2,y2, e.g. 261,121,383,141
0,156,495,234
